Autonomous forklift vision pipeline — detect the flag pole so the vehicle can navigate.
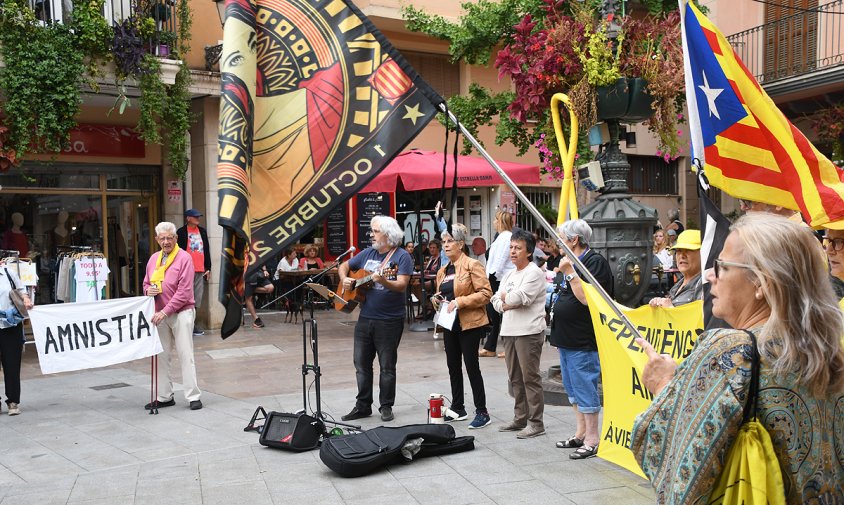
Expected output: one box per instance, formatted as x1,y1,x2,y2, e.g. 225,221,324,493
440,105,644,340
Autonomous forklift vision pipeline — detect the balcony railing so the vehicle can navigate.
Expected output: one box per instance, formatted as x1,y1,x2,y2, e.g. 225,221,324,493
28,0,179,52
725,0,843,84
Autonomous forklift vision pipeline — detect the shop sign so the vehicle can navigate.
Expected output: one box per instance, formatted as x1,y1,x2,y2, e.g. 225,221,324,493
62,124,145,158
167,180,182,202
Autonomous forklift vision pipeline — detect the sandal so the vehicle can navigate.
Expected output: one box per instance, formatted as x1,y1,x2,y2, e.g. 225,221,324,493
478,349,497,357
556,436,584,449
569,444,598,460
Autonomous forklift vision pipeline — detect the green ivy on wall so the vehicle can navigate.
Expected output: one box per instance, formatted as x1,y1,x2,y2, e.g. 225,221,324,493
0,0,194,180
0,1,85,157
164,0,193,180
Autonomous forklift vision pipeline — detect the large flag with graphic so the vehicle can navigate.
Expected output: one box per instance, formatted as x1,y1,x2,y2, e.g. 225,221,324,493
681,1,844,229
216,0,444,337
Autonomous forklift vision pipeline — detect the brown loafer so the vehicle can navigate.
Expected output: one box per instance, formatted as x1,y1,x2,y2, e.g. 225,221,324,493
478,349,496,357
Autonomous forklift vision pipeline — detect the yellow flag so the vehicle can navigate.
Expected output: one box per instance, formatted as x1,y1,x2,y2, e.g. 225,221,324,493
581,283,704,477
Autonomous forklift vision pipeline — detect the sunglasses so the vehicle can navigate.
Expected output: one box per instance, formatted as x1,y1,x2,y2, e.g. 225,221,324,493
713,258,755,279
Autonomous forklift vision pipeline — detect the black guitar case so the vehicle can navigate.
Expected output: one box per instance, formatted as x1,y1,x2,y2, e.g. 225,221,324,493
319,424,475,477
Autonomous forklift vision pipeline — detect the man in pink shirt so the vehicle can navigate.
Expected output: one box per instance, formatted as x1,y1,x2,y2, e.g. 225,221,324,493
143,222,203,410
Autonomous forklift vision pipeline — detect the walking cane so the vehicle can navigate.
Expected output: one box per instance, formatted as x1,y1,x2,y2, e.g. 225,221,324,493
149,355,159,415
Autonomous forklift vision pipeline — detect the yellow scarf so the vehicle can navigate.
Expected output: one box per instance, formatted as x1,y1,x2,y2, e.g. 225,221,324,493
150,244,180,288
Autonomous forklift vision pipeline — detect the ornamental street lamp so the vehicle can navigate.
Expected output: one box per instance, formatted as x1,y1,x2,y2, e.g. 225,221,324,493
204,0,226,70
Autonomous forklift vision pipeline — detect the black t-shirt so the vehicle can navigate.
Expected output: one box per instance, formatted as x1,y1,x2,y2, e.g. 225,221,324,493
546,254,561,272
438,264,461,332
550,249,613,350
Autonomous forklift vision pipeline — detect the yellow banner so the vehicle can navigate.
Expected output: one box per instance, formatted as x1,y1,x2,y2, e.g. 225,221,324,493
581,283,704,477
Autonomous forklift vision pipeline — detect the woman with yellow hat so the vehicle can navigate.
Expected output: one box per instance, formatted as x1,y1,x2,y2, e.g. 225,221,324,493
649,230,702,308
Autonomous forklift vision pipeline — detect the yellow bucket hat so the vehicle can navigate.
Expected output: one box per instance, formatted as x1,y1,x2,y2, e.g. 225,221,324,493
671,230,701,251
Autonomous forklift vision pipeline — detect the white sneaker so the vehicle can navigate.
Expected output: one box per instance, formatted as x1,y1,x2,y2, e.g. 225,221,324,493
8,403,20,416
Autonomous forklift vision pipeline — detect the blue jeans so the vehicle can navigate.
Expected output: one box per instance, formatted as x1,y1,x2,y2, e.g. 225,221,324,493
353,317,404,411
557,348,601,414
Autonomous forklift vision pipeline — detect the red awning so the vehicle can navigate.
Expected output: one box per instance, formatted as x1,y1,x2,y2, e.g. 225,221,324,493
362,149,540,192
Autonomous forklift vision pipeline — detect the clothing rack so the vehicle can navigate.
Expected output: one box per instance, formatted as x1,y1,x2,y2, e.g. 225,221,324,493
55,245,103,301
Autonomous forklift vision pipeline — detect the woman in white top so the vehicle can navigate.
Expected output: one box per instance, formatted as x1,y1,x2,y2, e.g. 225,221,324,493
652,229,673,268
275,248,299,279
490,228,548,439
0,268,33,416
480,209,515,357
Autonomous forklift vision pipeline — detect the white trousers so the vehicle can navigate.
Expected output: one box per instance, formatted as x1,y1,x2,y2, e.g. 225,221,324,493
155,308,201,402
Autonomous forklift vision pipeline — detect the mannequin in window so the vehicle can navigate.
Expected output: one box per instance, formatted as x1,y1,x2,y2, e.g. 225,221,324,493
2,213,28,257
53,211,70,249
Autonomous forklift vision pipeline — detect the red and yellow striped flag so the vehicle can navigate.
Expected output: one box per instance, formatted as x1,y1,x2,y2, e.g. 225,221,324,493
681,1,844,228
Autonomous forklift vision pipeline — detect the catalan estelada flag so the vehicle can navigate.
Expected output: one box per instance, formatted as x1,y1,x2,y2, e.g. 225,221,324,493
681,1,844,229
216,0,443,338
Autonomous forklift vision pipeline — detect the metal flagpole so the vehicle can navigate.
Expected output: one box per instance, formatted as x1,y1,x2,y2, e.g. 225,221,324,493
439,105,644,341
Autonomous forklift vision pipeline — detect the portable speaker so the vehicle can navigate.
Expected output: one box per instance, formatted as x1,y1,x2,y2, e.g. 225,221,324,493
259,412,323,451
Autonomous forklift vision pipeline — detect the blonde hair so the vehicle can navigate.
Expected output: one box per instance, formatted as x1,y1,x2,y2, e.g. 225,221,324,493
304,244,318,256
732,213,844,396
495,210,513,232
653,230,667,254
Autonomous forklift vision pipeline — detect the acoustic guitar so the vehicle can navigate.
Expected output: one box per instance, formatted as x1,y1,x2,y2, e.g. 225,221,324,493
334,264,397,313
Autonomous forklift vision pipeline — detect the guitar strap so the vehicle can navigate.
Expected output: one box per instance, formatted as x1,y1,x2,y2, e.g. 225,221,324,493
379,247,398,272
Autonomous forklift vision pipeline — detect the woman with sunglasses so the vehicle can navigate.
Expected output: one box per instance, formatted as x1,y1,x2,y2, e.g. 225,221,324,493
433,223,493,429
822,229,844,307
648,229,702,308
631,213,844,503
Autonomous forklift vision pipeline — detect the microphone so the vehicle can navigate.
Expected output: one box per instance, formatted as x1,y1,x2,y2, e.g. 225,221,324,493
337,246,356,261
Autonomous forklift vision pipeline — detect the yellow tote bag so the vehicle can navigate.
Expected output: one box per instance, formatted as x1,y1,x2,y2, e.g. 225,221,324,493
708,330,785,505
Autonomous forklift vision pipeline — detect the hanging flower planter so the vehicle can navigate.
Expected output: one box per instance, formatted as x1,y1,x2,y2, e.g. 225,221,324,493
596,78,630,121
623,77,655,122
596,77,654,123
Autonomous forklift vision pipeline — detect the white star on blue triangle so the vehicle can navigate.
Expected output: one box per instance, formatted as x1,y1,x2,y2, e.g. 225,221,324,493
698,70,724,120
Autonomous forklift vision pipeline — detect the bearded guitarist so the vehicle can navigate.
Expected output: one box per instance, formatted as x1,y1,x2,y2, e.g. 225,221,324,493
337,215,413,423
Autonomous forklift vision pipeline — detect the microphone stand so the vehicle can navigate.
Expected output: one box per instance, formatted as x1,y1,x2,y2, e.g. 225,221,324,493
264,252,361,435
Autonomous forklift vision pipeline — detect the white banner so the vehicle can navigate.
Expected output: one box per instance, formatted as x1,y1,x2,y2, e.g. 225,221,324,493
29,296,163,374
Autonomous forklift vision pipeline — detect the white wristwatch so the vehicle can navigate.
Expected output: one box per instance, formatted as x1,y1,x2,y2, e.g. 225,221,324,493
564,272,577,282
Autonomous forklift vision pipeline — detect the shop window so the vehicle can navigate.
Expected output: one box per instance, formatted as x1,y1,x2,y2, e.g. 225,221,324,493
106,166,157,191
627,155,679,195
0,163,158,305
403,51,460,99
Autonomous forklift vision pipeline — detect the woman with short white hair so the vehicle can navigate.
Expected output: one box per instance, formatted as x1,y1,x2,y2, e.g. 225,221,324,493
551,219,613,458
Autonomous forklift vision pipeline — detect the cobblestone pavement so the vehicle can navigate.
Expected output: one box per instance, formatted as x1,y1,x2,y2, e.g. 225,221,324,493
2,309,654,504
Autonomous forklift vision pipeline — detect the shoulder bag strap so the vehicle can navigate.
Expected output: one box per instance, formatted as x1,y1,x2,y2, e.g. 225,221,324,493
740,329,760,423
3,268,16,290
